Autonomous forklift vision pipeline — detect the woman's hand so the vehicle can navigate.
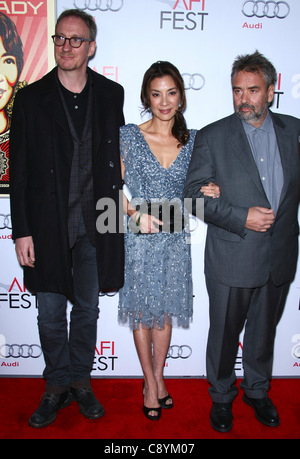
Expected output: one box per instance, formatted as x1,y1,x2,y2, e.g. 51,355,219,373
132,211,162,233
201,182,221,199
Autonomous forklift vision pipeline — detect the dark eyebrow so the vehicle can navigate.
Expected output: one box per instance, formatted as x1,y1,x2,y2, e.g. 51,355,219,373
151,87,177,92
232,85,260,90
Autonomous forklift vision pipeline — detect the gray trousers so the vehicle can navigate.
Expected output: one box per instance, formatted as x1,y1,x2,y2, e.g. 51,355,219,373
205,276,289,403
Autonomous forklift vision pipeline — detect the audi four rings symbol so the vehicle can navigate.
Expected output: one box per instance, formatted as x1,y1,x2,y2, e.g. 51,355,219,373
0,214,11,230
293,344,300,359
182,73,205,91
0,344,42,359
73,0,124,11
167,345,192,359
242,1,290,18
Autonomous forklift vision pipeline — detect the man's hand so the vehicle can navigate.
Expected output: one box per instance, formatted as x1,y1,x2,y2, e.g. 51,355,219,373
15,236,35,268
245,207,275,232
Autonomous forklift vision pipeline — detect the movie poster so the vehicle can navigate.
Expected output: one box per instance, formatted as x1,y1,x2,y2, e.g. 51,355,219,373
0,1,55,195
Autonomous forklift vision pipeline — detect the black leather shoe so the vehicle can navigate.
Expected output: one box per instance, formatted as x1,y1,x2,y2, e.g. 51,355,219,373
29,391,71,428
70,387,105,419
243,394,280,427
210,402,233,433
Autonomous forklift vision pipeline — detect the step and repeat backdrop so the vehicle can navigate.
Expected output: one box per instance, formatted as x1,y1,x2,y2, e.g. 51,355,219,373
0,0,299,379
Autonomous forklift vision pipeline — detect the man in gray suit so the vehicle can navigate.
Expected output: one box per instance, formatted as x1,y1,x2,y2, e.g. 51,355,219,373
184,51,300,433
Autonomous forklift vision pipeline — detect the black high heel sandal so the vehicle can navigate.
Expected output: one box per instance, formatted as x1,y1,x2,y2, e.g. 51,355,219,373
143,405,161,421
158,394,173,409
142,382,161,420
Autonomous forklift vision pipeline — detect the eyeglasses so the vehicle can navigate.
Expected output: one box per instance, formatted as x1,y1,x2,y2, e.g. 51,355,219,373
52,35,92,48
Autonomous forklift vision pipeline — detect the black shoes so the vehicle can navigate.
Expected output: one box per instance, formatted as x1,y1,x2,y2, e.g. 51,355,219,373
29,387,104,428
29,391,72,428
158,394,173,409
70,387,105,420
210,395,280,433
143,405,162,421
243,394,280,427
210,402,233,433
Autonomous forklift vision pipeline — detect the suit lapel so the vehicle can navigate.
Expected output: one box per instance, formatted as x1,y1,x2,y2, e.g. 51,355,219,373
229,115,268,198
90,70,105,158
229,112,291,211
271,112,290,208
38,69,71,137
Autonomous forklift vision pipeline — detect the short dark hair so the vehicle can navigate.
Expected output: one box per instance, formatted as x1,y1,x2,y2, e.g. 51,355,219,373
141,61,189,146
231,50,277,88
56,9,97,41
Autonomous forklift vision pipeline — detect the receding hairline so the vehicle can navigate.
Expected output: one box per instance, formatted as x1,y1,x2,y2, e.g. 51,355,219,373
56,9,97,41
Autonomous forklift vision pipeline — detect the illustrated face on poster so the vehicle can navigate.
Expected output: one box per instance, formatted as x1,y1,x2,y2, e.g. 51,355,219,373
0,2,54,195
0,36,19,114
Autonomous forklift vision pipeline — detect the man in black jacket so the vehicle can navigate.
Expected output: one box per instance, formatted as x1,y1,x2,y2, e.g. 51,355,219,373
10,9,125,428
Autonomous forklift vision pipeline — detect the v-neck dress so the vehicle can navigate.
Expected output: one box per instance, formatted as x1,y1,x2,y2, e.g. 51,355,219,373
118,124,196,330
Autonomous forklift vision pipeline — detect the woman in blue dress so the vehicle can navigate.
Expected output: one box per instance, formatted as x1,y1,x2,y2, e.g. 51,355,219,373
118,62,219,420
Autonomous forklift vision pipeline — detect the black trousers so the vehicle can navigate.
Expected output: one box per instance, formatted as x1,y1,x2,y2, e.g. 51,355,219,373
36,216,99,394
205,276,290,403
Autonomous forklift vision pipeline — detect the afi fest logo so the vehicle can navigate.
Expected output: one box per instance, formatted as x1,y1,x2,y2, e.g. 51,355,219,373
274,73,284,109
93,341,118,372
160,0,208,31
0,277,37,309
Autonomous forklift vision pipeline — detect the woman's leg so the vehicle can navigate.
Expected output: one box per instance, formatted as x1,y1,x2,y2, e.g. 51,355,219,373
133,325,160,417
152,323,173,405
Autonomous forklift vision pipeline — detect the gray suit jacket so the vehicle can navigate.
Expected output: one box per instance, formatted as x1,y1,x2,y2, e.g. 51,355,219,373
183,111,300,288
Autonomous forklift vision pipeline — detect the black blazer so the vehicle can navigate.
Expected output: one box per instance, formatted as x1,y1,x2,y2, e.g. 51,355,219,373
10,67,125,299
184,112,300,288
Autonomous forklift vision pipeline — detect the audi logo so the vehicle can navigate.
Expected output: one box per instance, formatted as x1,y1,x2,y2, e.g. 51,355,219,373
292,344,300,359
182,73,205,91
0,214,11,230
73,0,124,12
0,344,42,359
167,345,192,359
292,335,300,359
242,1,290,19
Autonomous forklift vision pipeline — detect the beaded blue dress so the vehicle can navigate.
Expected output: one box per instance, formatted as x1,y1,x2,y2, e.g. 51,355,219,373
118,124,196,330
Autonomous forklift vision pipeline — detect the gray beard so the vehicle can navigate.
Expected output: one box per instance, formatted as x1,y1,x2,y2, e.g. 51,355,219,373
235,103,269,125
